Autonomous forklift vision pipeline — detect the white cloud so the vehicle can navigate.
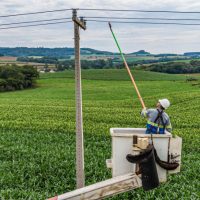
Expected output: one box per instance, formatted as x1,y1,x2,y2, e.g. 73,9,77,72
0,0,200,53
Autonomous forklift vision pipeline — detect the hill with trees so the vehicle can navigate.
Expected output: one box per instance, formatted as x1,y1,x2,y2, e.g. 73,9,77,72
0,47,114,57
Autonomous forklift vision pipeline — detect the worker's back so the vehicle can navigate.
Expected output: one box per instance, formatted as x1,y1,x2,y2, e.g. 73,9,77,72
141,108,172,134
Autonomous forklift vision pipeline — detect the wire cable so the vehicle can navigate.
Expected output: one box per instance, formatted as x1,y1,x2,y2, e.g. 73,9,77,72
84,16,200,21
1,18,200,30
2,19,200,30
0,17,71,27
2,16,200,28
79,8,200,14
0,8,72,18
87,19,200,26
0,20,72,30
1,8,200,19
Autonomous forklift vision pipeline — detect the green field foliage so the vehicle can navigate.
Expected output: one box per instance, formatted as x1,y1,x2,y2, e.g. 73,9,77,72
0,70,199,199
40,69,189,81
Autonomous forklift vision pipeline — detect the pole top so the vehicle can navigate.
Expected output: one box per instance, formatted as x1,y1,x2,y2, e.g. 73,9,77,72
72,10,86,30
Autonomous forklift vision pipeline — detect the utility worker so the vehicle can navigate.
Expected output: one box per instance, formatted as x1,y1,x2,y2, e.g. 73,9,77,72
141,99,172,134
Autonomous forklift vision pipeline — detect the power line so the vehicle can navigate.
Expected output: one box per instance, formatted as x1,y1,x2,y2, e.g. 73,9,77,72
2,16,200,28
2,19,200,30
1,8,200,19
0,20,72,30
0,8,72,18
84,16,200,21
79,8,200,14
4,16,200,28
1,16,200,29
87,19,200,26
0,17,71,27
1,18,200,31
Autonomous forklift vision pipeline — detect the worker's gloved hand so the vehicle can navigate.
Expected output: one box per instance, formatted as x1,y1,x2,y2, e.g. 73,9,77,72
142,108,147,112
141,108,148,117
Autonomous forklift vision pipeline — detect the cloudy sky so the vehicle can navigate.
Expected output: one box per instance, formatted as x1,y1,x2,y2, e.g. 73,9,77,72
0,0,200,53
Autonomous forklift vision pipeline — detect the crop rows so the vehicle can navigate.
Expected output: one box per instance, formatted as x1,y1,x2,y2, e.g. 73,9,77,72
0,70,199,199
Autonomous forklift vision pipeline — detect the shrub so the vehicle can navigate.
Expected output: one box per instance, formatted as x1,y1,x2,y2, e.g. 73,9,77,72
0,65,39,92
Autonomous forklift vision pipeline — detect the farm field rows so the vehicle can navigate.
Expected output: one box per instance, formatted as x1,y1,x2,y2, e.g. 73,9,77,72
0,70,199,199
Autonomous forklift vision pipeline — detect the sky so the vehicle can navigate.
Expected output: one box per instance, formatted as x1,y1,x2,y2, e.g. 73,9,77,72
0,0,200,54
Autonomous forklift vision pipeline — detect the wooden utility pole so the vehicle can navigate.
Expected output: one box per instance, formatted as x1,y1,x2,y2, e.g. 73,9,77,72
72,9,86,189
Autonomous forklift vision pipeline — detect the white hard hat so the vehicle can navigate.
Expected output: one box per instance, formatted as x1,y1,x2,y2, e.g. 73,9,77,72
158,99,170,109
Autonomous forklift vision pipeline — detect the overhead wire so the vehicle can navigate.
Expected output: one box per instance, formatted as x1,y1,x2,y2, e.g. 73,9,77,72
0,8,72,18
1,8,200,30
2,16,200,30
79,8,200,14
2,19,200,30
1,8,200,19
83,16,200,21
0,20,72,30
0,17,71,27
86,19,200,26
3,16,200,28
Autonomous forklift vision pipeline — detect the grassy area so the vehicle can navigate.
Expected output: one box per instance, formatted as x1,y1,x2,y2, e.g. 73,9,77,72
172,58,200,63
40,69,189,81
0,70,199,199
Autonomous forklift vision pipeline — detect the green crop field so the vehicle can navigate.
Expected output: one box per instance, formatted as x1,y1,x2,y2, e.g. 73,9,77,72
0,69,199,200
41,69,189,81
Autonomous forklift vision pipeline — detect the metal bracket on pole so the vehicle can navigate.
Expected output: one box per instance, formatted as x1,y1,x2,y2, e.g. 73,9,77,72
72,9,86,189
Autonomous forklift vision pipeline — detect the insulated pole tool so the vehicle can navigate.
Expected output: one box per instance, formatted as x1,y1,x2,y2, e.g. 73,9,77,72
109,22,146,109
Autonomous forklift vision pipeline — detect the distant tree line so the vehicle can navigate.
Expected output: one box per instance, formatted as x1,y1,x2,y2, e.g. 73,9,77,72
154,53,178,57
17,56,60,64
55,59,116,70
138,60,200,74
0,65,39,92
184,52,200,57
17,57,117,70
132,56,189,65
0,47,113,57
17,56,192,71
